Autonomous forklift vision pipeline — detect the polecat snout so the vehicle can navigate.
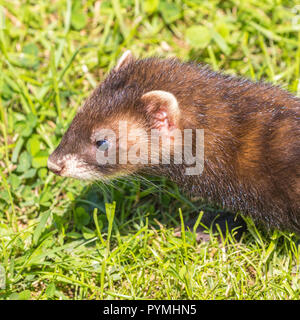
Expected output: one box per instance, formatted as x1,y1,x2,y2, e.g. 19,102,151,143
48,50,300,234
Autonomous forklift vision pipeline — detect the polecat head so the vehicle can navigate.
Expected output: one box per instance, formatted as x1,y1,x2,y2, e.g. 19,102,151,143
47,51,184,181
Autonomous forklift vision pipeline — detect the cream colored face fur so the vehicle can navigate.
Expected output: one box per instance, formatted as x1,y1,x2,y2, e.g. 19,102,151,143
48,154,103,180
47,50,181,181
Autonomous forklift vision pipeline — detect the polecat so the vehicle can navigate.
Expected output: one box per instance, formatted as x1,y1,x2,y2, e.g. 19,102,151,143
48,50,300,234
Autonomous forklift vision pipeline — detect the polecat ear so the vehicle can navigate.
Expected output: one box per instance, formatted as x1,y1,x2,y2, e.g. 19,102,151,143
141,90,180,131
114,50,134,71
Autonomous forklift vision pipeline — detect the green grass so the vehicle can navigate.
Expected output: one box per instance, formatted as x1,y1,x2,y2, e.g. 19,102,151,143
0,0,300,300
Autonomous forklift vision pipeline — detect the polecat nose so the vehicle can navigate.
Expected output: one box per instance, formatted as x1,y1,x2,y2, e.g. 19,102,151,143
47,156,63,175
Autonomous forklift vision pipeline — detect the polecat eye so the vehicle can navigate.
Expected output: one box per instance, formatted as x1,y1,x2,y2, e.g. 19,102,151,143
96,139,110,151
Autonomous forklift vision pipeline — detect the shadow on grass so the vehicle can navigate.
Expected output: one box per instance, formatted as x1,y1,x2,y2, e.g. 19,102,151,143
64,175,248,244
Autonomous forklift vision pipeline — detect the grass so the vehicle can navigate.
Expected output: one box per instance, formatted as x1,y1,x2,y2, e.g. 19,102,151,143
0,0,300,300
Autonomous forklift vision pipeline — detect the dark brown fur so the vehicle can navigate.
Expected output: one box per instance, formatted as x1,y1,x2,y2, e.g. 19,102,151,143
49,56,300,233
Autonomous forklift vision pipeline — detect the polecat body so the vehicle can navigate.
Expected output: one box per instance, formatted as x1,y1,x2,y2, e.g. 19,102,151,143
48,51,300,234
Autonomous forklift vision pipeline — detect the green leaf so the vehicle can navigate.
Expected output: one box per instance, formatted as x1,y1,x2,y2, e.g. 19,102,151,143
66,231,82,239
1,81,14,100
71,11,87,30
33,211,51,245
9,52,39,69
11,137,24,163
215,21,231,40
15,114,37,138
9,293,20,300
14,290,31,300
27,113,38,128
105,202,116,241
105,202,116,225
67,192,75,201
185,26,212,48
211,30,231,55
39,190,53,206
16,151,31,173
26,136,40,156
32,150,48,168
179,265,187,279
75,207,90,227
82,226,95,240
18,122,33,137
158,1,181,24
45,283,56,298
23,43,39,56
8,173,21,190
144,0,159,14
0,190,10,204
22,168,37,179
38,168,48,179
0,223,10,236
